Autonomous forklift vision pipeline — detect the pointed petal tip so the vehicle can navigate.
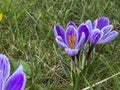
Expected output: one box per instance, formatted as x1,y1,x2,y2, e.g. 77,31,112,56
78,23,89,28
66,25,77,33
53,24,65,40
54,24,60,28
0,54,7,58
86,19,92,23
18,65,24,72
54,24,59,32
111,31,119,38
98,17,110,23
97,31,118,44
54,24,63,30
115,31,119,35
99,17,109,20
97,17,110,29
67,21,77,28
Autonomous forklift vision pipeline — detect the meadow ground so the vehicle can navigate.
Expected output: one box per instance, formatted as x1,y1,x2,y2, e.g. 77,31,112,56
0,0,120,90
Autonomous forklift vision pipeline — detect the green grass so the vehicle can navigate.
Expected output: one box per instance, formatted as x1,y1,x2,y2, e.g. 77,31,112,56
0,0,120,90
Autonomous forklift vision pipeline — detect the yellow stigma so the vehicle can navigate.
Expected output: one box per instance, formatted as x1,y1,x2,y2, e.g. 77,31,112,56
69,36,76,49
0,14,3,21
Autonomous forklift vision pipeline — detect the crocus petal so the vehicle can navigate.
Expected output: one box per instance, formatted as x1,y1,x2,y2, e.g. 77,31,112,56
67,21,77,29
76,32,85,49
65,48,79,56
56,36,68,49
97,31,119,44
90,29,103,46
85,20,92,32
101,25,113,36
96,17,109,30
0,82,3,90
0,71,3,90
0,80,3,90
92,19,98,29
4,65,26,90
54,24,65,42
0,54,10,80
65,25,77,47
77,24,89,44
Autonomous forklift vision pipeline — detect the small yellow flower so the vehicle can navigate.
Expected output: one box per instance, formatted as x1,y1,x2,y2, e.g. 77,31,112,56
0,14,3,21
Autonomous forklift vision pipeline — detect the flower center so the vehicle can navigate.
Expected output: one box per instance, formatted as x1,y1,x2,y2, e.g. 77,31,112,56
69,36,76,49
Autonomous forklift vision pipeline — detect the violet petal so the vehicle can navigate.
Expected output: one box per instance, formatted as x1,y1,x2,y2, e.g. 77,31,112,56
54,24,65,42
96,17,109,30
4,65,26,90
65,48,79,56
0,54,10,81
67,21,77,29
76,32,85,49
91,29,103,46
77,24,89,44
56,36,68,49
85,20,92,32
97,31,118,44
0,71,3,90
92,19,98,29
65,25,77,47
101,25,113,36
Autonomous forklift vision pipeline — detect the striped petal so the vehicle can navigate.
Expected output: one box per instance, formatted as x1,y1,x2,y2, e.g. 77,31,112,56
0,71,4,90
4,65,26,90
96,17,109,30
101,25,113,36
98,31,118,44
65,48,79,56
77,24,89,44
0,54,10,81
85,20,92,32
67,21,77,29
65,25,77,48
54,24,65,42
56,36,67,49
76,32,85,49
90,29,103,46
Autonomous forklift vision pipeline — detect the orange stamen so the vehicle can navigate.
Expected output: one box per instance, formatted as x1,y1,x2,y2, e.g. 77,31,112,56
69,36,76,49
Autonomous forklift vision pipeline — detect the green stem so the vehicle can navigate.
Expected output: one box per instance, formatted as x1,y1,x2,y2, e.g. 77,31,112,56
76,50,80,67
86,45,94,61
70,56,75,86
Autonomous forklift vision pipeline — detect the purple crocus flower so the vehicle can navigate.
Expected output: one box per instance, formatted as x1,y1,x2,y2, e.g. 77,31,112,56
85,17,118,60
86,17,119,47
54,21,89,56
0,54,26,90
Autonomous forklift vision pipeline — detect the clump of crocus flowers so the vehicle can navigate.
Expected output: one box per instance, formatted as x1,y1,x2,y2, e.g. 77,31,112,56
54,17,119,86
85,17,118,60
0,54,26,90
54,17,118,61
